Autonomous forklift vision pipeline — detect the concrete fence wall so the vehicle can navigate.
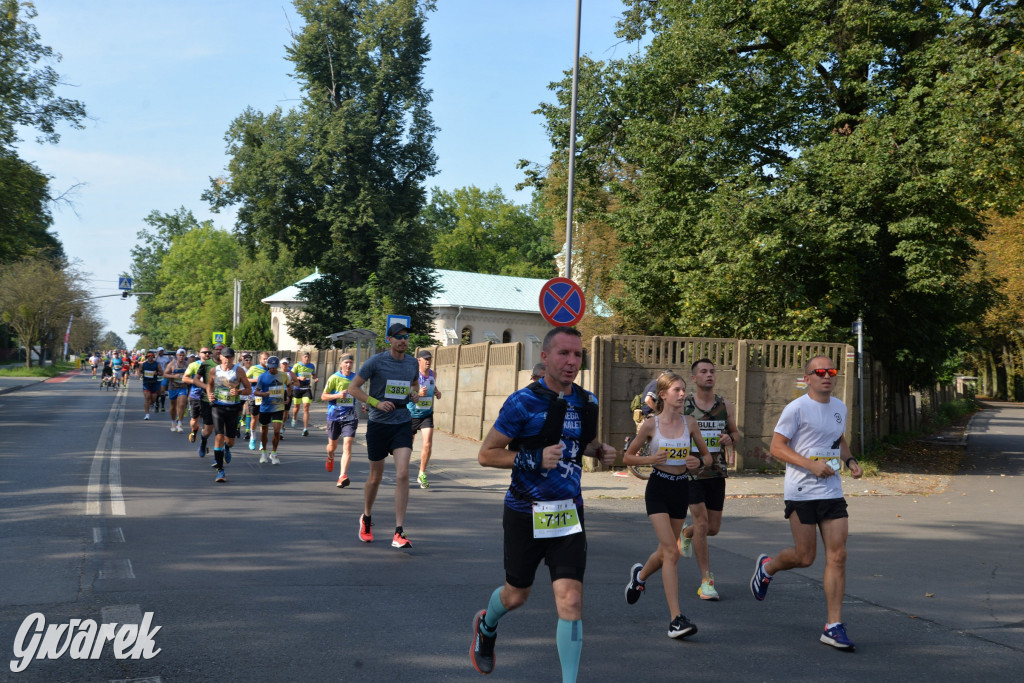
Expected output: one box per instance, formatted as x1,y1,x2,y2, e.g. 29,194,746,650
270,334,961,470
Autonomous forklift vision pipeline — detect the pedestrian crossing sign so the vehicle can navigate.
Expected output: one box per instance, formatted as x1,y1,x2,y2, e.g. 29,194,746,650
118,277,133,290
212,331,226,344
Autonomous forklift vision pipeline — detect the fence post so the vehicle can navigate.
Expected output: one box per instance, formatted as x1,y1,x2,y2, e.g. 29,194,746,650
449,343,462,434
479,342,492,440
734,339,748,471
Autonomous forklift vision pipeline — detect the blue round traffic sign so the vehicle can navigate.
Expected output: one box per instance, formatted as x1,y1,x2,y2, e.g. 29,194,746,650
539,277,586,327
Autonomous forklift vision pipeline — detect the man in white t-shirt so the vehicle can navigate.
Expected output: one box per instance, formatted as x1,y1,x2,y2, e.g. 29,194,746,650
749,355,863,651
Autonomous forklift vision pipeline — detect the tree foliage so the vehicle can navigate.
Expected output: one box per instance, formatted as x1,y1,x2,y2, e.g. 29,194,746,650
98,331,126,352
0,0,86,148
531,0,1024,384
206,0,439,347
966,210,1024,398
0,154,62,263
420,186,557,278
129,208,305,351
0,0,84,264
0,257,88,366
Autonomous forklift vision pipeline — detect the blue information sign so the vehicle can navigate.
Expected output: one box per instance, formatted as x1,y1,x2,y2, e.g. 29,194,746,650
118,277,133,291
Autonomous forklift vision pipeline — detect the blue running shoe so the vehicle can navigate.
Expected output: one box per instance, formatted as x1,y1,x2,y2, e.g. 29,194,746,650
821,623,855,650
215,469,226,483
225,446,232,464
750,553,773,601
249,438,256,451
198,444,207,458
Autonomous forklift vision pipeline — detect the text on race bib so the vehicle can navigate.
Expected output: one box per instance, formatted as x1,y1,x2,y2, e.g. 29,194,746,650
660,437,689,464
384,380,411,400
336,396,354,406
809,448,841,472
143,370,155,379
532,499,583,539
415,394,434,410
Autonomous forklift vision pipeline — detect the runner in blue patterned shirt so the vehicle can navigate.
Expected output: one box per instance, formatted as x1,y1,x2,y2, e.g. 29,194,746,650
469,326,616,681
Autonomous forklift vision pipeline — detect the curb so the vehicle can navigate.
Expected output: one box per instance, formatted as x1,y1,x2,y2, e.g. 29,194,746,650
960,410,980,447
0,377,48,396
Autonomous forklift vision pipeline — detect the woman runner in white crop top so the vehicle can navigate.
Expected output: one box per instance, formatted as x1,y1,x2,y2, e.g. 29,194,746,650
622,371,713,640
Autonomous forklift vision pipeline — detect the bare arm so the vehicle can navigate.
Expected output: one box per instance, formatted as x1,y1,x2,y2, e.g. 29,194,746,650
769,432,835,477
685,416,713,472
622,418,667,466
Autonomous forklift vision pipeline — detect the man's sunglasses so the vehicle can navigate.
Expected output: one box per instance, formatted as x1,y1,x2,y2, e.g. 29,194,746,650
200,350,211,355
809,368,838,378
391,334,410,340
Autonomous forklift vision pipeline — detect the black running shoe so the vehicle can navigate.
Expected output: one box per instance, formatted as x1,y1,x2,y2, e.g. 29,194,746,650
668,614,697,639
470,609,496,675
625,562,645,604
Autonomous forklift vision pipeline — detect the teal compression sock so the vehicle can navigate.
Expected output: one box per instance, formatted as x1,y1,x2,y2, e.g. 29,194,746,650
556,618,582,683
482,587,508,634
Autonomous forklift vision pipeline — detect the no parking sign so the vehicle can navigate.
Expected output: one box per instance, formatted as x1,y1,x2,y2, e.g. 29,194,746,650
539,277,586,327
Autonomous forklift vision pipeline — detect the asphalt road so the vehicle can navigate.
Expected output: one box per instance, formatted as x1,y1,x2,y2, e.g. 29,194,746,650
0,375,1021,681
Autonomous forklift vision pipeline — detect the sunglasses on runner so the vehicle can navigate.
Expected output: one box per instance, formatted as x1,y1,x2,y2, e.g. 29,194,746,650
391,334,410,340
809,368,838,378
200,350,211,355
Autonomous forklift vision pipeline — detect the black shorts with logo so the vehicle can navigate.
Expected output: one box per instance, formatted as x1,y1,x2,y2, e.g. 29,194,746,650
644,468,691,519
503,504,587,589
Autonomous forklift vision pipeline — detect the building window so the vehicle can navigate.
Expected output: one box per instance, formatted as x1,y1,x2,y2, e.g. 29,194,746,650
502,329,512,344
272,316,280,346
461,326,472,344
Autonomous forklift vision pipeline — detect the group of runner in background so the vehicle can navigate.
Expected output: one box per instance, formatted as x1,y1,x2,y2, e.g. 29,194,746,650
85,342,440,495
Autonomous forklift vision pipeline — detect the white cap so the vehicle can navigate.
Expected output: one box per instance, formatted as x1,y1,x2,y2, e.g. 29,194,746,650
176,348,186,354
157,346,164,351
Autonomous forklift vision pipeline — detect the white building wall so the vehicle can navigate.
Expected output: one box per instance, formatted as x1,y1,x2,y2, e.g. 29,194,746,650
269,304,304,351
433,307,550,370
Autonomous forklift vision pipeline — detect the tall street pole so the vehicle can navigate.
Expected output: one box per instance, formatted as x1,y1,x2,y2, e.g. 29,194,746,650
564,0,582,279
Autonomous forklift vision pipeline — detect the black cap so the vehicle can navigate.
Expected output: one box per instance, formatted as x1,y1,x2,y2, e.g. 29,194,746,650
387,322,410,337
221,347,235,358
416,349,432,359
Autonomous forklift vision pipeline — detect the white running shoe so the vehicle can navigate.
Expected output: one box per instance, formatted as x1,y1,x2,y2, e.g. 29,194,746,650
144,413,150,421
259,453,268,464
270,453,281,465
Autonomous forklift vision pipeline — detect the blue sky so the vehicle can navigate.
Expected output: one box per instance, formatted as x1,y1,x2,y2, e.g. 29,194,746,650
21,0,638,349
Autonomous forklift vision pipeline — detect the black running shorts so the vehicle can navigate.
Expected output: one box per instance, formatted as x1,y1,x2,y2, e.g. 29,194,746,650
365,420,413,461
190,398,213,425
784,498,849,525
688,477,726,512
644,469,691,519
211,403,243,438
503,505,587,589
258,410,285,426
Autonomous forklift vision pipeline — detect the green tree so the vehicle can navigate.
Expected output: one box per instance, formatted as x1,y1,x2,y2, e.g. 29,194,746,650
0,0,84,264
206,0,439,347
98,330,127,352
0,154,62,263
142,225,242,351
0,257,88,366
533,0,1023,384
129,208,213,346
421,186,557,278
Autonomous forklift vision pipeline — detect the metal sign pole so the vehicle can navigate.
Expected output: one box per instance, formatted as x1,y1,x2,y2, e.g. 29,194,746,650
564,0,582,279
